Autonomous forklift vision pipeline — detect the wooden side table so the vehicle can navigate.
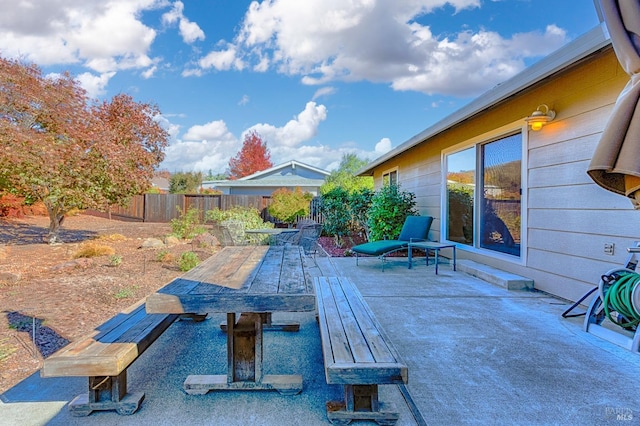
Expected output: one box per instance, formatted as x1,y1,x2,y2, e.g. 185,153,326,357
408,242,457,274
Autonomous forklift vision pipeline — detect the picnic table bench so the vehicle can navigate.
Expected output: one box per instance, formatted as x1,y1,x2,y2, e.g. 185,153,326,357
314,276,408,425
41,300,177,416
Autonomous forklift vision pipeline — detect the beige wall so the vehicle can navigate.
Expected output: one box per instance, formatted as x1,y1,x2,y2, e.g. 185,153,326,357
372,47,637,302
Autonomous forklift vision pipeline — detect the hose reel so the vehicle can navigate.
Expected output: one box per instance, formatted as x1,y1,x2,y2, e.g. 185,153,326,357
583,243,640,352
599,269,640,329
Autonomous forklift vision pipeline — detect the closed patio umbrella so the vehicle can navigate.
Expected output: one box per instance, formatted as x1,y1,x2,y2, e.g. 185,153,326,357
587,0,640,208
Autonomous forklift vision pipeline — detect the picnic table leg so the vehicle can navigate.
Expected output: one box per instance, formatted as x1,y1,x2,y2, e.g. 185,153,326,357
69,372,144,416
184,312,302,395
230,312,261,382
327,384,399,425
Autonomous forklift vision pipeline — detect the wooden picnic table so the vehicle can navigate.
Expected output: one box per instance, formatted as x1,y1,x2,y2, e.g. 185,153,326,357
145,245,315,395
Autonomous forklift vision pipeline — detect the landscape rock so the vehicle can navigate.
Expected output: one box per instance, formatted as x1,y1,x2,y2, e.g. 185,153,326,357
50,258,93,271
140,237,165,248
192,232,217,248
0,271,21,284
163,236,181,246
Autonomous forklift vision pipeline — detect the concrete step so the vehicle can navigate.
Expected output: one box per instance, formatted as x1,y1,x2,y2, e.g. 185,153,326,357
457,259,534,291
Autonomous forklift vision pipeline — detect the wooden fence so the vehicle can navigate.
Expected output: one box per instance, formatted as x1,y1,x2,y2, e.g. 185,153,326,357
88,194,323,224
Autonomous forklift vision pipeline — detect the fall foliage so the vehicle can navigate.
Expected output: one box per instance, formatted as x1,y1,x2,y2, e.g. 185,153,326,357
228,131,272,179
0,56,169,243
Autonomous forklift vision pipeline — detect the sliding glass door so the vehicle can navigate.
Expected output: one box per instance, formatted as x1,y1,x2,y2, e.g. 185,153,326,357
445,133,522,257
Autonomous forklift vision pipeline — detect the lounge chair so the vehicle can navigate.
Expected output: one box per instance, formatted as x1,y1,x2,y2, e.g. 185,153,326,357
351,215,433,271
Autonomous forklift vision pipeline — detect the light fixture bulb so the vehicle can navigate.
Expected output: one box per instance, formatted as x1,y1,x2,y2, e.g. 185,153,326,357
525,104,555,131
530,121,544,131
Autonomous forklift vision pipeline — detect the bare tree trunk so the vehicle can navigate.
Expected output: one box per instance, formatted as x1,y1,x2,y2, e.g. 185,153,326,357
45,203,65,244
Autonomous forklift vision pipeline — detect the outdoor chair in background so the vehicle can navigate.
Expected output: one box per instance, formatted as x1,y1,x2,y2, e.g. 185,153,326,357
273,222,323,256
210,219,249,246
297,223,323,256
273,219,317,246
295,218,317,229
351,215,433,271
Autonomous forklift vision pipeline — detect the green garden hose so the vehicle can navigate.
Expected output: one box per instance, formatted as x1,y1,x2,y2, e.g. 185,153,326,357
603,271,640,329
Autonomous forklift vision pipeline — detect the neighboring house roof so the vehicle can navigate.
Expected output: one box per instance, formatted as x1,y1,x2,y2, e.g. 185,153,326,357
358,24,612,175
203,160,330,189
239,160,331,181
207,178,326,188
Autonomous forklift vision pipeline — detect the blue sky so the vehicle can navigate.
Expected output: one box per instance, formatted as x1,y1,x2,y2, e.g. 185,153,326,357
0,0,600,174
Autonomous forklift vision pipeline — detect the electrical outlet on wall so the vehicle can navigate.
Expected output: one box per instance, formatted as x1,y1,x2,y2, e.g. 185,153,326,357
604,243,615,255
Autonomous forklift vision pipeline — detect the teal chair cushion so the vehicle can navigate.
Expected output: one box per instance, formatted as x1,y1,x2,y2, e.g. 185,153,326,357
352,215,434,256
398,216,433,242
351,240,407,256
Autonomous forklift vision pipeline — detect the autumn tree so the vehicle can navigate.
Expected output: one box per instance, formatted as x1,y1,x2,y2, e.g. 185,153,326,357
228,131,272,179
0,57,169,243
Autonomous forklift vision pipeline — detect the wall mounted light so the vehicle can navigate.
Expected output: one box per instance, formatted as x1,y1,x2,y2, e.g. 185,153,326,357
525,104,556,131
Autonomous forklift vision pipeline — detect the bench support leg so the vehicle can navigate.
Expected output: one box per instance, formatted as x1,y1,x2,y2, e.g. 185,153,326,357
69,371,144,416
184,312,303,396
327,384,399,425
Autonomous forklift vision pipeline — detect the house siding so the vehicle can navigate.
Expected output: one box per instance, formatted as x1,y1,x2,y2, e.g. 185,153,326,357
371,46,639,302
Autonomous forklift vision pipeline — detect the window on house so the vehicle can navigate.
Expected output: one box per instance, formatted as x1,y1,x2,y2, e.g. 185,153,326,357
445,133,522,257
382,169,398,186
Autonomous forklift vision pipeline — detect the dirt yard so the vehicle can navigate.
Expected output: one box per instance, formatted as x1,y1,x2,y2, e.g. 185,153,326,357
0,214,219,394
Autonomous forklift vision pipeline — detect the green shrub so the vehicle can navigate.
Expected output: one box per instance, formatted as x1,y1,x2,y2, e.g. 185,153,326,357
349,188,374,239
268,187,313,225
171,207,206,239
320,188,351,247
205,206,271,230
205,206,273,244
179,251,200,272
367,184,417,241
109,254,123,267
114,285,138,299
169,171,202,194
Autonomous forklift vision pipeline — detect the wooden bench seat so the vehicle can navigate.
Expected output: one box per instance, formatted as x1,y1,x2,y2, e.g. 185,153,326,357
314,276,408,425
41,300,177,416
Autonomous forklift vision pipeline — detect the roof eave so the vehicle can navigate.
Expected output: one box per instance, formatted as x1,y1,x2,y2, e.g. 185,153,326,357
357,24,611,176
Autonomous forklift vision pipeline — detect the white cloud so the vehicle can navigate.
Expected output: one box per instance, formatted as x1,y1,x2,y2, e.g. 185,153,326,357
239,95,250,106
246,102,328,148
375,138,393,154
0,0,161,73
161,120,239,172
182,120,236,142
162,1,205,44
312,86,337,100
199,43,245,71
160,101,389,173
75,71,116,98
141,65,158,79
196,0,568,97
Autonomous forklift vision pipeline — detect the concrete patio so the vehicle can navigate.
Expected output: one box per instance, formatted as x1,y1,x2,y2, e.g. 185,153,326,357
2,253,640,425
